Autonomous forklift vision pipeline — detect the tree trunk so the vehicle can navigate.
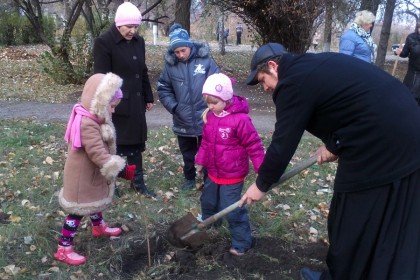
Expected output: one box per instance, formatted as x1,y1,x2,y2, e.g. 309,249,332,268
375,0,397,69
323,2,333,52
218,10,225,55
360,0,381,14
175,0,191,34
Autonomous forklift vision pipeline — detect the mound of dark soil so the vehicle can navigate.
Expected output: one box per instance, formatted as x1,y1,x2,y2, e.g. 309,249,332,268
114,228,328,280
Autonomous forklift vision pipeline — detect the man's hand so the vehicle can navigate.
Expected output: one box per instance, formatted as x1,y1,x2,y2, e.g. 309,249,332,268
146,103,154,111
313,145,338,164
239,183,266,207
196,164,203,177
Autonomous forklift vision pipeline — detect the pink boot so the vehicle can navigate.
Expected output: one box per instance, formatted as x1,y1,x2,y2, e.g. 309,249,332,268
54,245,86,265
92,223,122,237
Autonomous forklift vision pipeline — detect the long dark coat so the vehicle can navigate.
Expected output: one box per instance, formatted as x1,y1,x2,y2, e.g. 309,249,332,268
399,31,420,103
93,24,154,145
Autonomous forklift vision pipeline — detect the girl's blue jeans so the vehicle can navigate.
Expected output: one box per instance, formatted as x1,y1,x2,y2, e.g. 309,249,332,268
200,178,253,252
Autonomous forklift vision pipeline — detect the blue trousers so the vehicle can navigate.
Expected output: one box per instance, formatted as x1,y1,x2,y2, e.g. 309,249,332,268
200,178,252,252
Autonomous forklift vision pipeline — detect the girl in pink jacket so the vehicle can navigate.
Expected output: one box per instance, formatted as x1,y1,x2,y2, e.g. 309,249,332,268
195,73,265,256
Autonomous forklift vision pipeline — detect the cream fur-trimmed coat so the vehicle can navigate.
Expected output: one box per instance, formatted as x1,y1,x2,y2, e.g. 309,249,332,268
59,73,126,216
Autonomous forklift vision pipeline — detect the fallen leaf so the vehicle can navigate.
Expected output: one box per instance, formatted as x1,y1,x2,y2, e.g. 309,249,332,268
189,207,200,217
45,156,54,165
9,215,21,223
48,267,60,272
23,235,32,244
3,264,20,275
21,199,30,207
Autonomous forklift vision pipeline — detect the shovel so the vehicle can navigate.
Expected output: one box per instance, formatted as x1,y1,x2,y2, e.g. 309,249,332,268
166,156,318,249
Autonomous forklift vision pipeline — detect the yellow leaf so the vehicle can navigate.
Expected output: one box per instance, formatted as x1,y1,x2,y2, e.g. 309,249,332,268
189,207,199,217
9,215,21,223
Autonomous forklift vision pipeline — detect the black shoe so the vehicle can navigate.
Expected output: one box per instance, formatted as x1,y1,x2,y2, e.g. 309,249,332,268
182,179,196,190
131,181,156,198
300,267,323,280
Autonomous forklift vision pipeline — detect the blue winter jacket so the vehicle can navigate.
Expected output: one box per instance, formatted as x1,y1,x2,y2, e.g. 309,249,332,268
339,30,373,63
157,42,220,136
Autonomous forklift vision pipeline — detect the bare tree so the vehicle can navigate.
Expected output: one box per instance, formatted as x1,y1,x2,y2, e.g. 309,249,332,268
360,0,382,14
208,0,327,53
13,0,165,84
375,0,397,68
323,1,333,51
175,0,191,33
13,0,86,83
217,8,226,55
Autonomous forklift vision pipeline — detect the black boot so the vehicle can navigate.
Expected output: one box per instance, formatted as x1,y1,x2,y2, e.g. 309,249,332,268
131,170,156,198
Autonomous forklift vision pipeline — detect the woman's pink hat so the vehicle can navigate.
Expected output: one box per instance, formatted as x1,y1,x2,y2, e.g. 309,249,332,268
202,73,234,101
115,2,142,27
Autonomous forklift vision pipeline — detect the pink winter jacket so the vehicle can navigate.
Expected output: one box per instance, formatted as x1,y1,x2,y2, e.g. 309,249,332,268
195,95,265,180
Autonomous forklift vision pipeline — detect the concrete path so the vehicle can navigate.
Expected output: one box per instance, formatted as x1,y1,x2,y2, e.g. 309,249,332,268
0,101,276,133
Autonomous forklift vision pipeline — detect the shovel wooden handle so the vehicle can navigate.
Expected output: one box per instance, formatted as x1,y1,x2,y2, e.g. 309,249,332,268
198,155,318,229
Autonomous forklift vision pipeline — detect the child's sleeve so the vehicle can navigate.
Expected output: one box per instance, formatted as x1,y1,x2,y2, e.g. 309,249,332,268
81,119,125,180
237,116,265,173
195,126,209,166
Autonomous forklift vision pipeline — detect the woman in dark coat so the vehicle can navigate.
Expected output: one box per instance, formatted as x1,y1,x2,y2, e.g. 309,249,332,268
93,2,155,197
396,22,420,105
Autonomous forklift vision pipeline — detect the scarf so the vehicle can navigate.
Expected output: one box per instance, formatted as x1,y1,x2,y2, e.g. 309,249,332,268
350,22,376,53
64,104,101,150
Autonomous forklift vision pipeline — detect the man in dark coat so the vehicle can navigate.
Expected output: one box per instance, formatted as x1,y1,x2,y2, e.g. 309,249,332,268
93,2,155,197
240,43,420,279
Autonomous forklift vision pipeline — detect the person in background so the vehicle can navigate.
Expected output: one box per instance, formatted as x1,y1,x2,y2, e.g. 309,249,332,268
312,32,320,51
157,23,220,190
224,28,229,45
196,73,265,256
236,22,243,45
54,73,128,265
241,43,420,279
339,10,376,63
93,2,156,197
396,22,420,105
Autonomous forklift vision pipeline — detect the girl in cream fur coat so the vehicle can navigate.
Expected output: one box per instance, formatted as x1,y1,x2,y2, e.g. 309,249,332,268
54,73,128,265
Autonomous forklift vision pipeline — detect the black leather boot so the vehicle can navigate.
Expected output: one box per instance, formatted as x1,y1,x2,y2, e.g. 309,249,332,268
131,170,156,198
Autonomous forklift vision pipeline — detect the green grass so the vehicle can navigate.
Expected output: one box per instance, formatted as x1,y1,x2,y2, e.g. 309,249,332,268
0,119,333,279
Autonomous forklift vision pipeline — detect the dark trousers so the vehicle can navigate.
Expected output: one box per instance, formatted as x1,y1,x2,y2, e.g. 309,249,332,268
236,32,242,45
177,135,202,180
323,168,420,279
200,178,252,251
117,144,145,174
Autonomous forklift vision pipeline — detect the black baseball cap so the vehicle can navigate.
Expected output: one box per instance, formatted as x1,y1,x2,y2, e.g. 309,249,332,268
246,43,287,85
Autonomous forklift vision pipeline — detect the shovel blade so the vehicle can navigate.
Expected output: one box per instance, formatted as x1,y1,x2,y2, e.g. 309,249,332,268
167,212,209,249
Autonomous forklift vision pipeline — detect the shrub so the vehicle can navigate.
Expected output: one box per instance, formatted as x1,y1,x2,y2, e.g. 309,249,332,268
0,12,55,46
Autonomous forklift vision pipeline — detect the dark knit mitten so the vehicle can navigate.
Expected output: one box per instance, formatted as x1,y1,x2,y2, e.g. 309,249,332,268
118,164,136,180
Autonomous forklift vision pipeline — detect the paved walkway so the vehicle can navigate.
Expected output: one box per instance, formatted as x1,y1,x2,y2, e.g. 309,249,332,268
0,101,276,133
